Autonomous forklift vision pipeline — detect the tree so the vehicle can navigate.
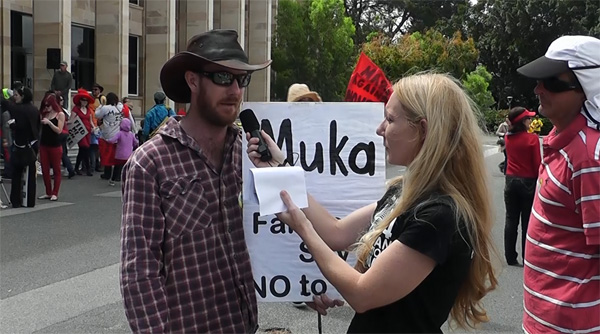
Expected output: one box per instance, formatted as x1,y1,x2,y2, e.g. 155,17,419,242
343,0,471,45
468,0,600,109
462,65,496,113
361,29,479,82
271,0,356,101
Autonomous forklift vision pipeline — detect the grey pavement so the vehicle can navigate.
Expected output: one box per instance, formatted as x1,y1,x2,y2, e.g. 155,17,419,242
0,136,523,334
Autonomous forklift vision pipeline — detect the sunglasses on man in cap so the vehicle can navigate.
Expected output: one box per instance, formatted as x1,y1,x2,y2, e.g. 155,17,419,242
538,77,581,93
198,71,252,88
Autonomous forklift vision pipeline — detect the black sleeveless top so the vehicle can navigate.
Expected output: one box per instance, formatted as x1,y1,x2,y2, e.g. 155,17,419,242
40,117,61,147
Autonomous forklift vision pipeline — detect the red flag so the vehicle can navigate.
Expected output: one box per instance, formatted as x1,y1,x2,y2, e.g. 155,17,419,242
345,52,392,103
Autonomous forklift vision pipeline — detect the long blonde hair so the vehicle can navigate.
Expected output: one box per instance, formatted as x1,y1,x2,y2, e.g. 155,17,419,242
355,73,497,328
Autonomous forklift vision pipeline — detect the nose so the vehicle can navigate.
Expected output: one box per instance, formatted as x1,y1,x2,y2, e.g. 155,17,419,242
376,119,386,137
227,78,243,96
534,81,544,96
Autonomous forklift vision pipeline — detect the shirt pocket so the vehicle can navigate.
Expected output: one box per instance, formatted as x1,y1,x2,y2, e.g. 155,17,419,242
160,177,213,237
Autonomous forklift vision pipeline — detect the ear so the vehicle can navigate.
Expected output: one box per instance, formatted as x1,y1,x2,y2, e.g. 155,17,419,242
419,118,428,140
184,71,200,94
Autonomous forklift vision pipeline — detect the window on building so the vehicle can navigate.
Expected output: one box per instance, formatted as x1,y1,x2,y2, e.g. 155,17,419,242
10,11,33,88
128,36,140,95
129,0,139,5
71,25,95,90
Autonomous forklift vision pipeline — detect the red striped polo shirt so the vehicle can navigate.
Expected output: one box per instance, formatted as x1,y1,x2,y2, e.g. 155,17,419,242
523,114,600,334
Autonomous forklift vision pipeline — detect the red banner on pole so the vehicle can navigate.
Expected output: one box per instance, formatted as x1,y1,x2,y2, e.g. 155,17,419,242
345,52,392,103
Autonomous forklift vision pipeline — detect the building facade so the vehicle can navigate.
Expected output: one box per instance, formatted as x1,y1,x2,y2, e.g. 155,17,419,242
0,0,274,116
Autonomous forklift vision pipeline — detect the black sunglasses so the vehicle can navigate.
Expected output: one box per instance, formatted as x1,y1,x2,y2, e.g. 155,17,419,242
199,71,252,88
539,77,580,93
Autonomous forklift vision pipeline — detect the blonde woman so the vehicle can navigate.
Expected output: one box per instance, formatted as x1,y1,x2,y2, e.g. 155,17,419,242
246,73,497,333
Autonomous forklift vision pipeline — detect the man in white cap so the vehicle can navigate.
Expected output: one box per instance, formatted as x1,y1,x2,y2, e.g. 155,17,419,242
517,35,600,334
120,29,271,333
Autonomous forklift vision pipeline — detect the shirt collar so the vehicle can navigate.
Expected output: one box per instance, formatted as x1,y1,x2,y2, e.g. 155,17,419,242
158,117,241,150
544,113,587,150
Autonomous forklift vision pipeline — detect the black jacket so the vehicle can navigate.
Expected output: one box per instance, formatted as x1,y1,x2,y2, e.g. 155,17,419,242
0,99,40,146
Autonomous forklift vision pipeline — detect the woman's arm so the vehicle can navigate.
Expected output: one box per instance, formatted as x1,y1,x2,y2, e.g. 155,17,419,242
95,105,105,119
280,192,435,313
303,197,375,251
247,131,374,250
43,112,65,134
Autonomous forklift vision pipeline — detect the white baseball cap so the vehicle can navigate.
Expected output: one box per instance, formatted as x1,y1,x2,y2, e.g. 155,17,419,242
518,35,600,130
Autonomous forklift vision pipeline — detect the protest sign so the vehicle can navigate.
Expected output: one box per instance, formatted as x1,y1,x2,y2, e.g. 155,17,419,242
345,52,392,103
242,102,386,302
66,115,88,148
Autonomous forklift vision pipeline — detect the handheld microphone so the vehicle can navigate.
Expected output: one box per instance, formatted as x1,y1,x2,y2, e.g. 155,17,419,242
239,109,273,162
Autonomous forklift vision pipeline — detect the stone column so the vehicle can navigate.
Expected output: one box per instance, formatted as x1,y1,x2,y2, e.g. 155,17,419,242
95,0,129,99
32,0,72,103
219,0,245,47
144,0,176,113
186,0,213,41
246,0,271,101
0,0,10,88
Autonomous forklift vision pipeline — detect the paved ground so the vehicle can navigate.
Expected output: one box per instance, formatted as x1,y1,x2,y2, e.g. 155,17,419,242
0,135,525,334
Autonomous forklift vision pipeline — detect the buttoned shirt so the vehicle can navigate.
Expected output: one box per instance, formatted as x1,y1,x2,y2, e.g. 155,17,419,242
120,118,258,333
523,114,600,334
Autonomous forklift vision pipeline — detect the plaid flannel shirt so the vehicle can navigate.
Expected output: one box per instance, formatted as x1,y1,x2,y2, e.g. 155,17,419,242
120,118,258,333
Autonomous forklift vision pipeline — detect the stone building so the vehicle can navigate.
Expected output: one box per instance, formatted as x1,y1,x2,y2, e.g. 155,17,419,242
0,0,274,116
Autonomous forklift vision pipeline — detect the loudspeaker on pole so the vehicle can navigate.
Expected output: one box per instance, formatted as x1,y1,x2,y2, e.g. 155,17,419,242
46,48,61,69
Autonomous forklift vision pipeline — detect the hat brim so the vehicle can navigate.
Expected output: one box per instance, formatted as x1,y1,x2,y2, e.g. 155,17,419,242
73,94,94,105
512,110,537,123
290,92,322,102
517,56,570,79
160,52,272,103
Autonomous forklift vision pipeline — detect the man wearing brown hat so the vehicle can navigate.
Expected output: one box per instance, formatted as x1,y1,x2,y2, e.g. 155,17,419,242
120,30,271,333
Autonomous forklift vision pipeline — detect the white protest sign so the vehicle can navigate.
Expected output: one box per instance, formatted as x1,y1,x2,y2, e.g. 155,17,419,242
242,102,386,302
66,115,88,149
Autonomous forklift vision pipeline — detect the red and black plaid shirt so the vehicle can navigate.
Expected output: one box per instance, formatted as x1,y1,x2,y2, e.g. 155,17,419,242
120,118,258,333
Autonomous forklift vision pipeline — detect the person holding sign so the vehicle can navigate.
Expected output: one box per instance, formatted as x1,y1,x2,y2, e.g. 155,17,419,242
286,82,323,309
71,89,95,176
247,73,498,333
287,83,322,102
120,29,271,333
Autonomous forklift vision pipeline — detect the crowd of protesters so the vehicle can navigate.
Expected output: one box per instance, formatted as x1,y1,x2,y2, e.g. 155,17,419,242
0,79,169,208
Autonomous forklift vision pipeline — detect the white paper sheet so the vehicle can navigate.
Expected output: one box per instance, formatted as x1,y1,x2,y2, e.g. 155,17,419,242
250,166,309,216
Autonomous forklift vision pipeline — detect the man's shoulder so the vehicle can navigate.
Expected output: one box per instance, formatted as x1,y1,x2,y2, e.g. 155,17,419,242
563,126,600,165
145,105,160,116
129,136,170,168
582,127,600,163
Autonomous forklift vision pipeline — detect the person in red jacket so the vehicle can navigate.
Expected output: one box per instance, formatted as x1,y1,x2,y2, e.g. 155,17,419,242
503,107,541,266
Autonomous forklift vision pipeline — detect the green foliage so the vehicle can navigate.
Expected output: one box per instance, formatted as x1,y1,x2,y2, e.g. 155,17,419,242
468,0,600,108
538,116,554,136
361,29,479,82
462,65,496,113
343,0,471,44
271,0,355,101
483,109,508,133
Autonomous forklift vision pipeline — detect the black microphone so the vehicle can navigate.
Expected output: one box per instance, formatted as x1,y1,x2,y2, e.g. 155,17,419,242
239,109,273,162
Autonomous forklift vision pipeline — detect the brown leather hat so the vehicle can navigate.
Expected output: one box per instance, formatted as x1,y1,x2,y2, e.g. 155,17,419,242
160,29,272,103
